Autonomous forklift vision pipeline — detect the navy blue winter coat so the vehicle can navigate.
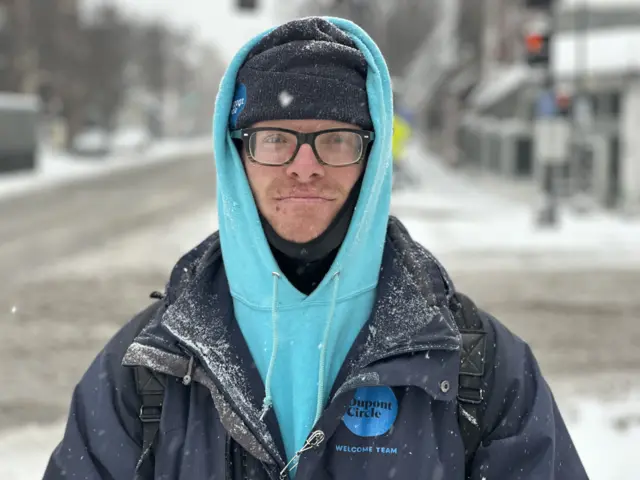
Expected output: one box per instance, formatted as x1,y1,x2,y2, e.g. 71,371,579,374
43,218,588,479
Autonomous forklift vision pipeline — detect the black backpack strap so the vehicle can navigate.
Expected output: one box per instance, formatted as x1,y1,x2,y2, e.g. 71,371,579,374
452,292,497,475
134,366,166,458
127,297,168,479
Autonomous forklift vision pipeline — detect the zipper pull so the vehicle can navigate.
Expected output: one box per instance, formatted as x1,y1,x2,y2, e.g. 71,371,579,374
279,430,325,479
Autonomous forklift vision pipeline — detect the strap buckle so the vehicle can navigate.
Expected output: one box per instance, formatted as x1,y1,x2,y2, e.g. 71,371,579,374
139,405,162,423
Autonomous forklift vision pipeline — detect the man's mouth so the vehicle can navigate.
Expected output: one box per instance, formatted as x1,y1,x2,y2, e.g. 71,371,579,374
277,195,334,203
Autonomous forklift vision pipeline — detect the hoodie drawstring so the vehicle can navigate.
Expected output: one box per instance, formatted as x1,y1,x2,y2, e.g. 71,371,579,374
260,271,341,428
261,271,281,421
314,271,340,425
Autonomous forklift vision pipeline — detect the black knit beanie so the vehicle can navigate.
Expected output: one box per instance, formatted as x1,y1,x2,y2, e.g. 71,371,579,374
229,17,373,130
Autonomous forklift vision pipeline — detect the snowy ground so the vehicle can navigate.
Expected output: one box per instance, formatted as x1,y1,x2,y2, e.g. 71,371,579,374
0,136,211,201
392,142,640,272
563,392,640,480
1,141,639,478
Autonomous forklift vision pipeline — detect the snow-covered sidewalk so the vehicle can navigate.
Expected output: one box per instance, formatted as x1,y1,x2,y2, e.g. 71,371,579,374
562,391,640,480
392,141,640,270
0,136,212,201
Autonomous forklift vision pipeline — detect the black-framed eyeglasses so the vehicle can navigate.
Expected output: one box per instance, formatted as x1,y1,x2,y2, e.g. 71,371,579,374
230,127,375,167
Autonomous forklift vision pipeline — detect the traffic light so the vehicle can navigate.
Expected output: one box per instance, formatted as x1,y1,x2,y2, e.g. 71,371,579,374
237,0,258,10
525,32,550,66
525,0,554,8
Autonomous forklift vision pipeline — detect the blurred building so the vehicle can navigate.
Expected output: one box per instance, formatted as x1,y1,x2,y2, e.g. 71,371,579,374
406,0,640,215
0,0,83,99
0,0,36,93
0,0,87,151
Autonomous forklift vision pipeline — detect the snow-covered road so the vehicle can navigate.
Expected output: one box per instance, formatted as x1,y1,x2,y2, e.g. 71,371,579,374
0,137,212,201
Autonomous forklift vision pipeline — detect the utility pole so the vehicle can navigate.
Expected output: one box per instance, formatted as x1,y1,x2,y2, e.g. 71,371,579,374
525,0,569,228
571,0,593,214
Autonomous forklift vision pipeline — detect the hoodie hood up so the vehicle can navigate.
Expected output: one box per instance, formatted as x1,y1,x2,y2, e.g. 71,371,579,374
213,16,393,309
211,16,394,469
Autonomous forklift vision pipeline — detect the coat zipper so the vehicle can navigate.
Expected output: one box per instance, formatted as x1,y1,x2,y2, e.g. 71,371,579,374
280,342,459,477
279,430,325,480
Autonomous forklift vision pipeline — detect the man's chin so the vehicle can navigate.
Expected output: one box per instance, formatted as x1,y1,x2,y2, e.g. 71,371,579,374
272,221,329,244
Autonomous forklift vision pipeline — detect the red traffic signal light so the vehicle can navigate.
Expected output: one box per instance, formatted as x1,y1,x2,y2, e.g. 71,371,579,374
525,32,550,66
526,34,544,54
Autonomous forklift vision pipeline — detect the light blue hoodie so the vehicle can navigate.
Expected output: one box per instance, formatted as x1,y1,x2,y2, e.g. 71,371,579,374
212,17,393,467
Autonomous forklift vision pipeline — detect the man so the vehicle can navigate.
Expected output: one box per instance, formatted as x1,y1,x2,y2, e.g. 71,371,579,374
44,17,587,479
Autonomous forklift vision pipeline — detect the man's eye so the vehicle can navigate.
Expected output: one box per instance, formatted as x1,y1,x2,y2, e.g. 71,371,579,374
264,135,286,144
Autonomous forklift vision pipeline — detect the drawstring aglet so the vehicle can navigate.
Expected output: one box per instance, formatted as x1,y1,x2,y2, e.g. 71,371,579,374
260,272,281,423
182,356,195,385
260,397,272,421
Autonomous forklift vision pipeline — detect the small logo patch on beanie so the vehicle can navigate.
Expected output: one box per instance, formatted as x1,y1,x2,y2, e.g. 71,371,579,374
230,83,247,128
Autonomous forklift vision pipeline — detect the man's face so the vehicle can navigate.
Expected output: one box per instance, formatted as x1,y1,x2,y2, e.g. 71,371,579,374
242,119,365,243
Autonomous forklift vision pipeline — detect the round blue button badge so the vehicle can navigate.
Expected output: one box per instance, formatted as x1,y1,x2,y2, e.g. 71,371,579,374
343,386,398,437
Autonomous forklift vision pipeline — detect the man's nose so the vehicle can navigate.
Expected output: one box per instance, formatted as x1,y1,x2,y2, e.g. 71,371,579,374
285,143,324,183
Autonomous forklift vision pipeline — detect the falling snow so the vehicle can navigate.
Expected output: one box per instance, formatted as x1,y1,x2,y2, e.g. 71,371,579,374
278,90,294,107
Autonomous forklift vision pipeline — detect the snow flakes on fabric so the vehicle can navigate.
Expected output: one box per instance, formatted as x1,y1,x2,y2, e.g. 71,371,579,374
348,217,461,375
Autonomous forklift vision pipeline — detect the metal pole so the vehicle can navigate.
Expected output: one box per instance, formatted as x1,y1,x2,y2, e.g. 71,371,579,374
535,4,561,228
537,76,560,227
572,0,590,212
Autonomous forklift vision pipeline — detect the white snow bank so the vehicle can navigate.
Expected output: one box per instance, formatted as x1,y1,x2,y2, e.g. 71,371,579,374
563,392,640,479
0,136,212,201
400,210,640,260
0,422,63,479
392,141,640,270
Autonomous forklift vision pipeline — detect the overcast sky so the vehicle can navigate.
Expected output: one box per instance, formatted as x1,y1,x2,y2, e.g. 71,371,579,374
91,0,640,55
83,0,283,62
